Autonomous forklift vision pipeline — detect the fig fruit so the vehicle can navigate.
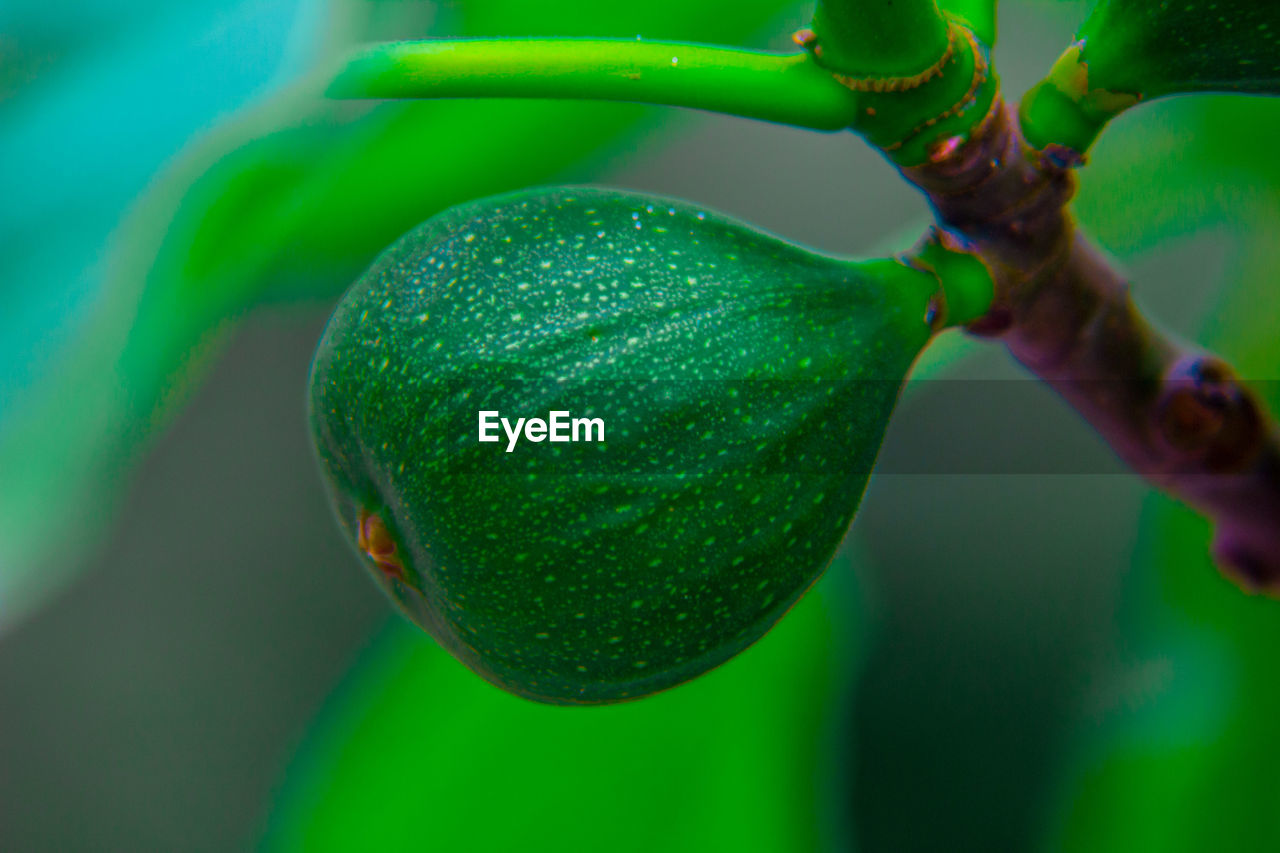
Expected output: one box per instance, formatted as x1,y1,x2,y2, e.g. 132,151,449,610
1076,0,1280,100
1022,0,1280,152
309,187,940,704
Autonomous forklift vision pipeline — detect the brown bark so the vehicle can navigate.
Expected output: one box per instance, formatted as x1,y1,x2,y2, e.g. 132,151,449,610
902,96,1280,591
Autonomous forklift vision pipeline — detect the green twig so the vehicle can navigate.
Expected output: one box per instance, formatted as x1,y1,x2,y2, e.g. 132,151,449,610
1018,43,1137,157
809,0,952,78
328,38,861,131
906,228,996,329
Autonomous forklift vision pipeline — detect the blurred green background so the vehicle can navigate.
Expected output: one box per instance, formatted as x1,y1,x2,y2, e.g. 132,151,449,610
2,0,1278,850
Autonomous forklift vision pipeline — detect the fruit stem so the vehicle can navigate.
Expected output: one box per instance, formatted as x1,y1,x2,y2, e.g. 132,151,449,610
808,0,952,79
804,7,999,166
905,227,996,330
1018,43,1139,159
326,38,861,131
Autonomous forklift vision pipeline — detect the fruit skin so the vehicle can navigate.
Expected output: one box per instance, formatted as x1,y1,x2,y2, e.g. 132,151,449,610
308,186,937,704
1078,0,1280,100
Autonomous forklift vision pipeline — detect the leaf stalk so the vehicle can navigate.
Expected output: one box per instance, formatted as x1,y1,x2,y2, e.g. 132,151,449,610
328,38,862,131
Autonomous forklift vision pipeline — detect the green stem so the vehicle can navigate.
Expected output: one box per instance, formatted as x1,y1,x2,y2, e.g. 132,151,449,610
805,5,999,166
1018,44,1138,156
810,0,952,78
328,39,861,131
907,229,996,329
944,0,998,47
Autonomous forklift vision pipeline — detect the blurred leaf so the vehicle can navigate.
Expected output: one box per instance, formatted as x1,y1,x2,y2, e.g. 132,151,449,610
261,563,858,853
0,0,316,626
0,0,238,104
0,0,795,628
1075,95,1280,254
1179,94,1280,188
0,0,310,412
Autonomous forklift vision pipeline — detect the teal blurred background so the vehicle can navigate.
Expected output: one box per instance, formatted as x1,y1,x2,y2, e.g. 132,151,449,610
2,1,1279,850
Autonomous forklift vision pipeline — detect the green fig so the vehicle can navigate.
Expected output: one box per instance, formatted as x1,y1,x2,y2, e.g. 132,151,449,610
308,187,941,704
1022,1,1280,153
1079,0,1280,98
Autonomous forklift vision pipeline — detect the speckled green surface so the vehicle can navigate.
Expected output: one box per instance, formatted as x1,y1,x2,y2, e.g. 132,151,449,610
309,186,938,704
1080,0,1280,98
1023,1,1280,153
